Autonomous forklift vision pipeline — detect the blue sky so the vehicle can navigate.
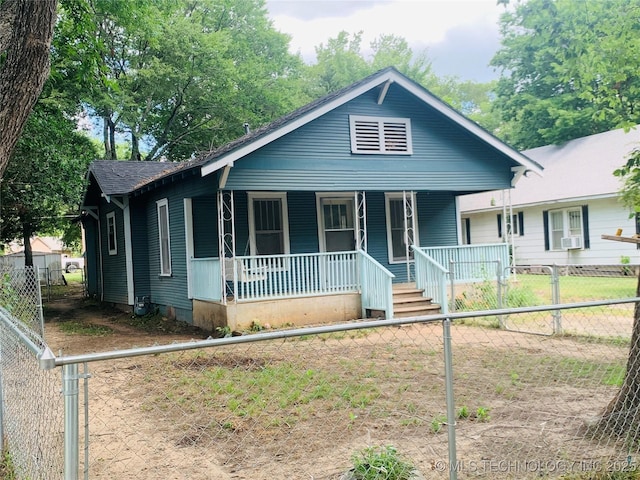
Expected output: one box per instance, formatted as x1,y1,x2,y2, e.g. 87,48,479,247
265,0,505,83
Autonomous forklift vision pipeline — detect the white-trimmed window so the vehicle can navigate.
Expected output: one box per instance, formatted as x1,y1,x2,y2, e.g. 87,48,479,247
248,193,290,256
350,115,413,154
106,212,117,255
157,199,171,275
385,193,418,263
544,206,587,251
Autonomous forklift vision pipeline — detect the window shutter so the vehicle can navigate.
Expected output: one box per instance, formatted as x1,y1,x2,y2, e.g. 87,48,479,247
497,214,502,238
464,218,471,244
518,212,524,236
543,210,549,251
581,205,590,249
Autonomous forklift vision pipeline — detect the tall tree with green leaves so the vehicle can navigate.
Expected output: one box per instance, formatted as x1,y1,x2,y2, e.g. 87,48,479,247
491,0,640,149
89,0,304,162
0,104,97,266
306,31,438,98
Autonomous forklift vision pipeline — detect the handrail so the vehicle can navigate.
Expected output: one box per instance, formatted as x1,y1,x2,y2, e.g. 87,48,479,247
413,247,450,314
358,250,395,319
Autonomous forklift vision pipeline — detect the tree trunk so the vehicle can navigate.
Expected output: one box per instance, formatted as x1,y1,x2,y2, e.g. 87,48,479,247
597,270,640,439
130,132,141,161
0,0,58,179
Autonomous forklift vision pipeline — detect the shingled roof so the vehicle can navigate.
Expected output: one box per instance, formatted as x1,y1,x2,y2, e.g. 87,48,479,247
87,160,181,196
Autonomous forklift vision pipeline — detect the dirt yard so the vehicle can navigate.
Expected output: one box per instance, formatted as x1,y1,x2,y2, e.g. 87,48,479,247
42,284,636,479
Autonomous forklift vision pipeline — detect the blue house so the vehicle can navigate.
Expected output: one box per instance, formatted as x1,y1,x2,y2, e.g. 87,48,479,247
81,68,542,331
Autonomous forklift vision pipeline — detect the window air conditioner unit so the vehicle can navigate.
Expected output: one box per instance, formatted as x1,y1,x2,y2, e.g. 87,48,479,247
561,236,583,250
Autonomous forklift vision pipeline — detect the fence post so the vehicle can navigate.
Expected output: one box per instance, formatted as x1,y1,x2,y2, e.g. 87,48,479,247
496,260,505,328
443,317,458,480
449,260,456,312
63,363,79,480
551,265,562,334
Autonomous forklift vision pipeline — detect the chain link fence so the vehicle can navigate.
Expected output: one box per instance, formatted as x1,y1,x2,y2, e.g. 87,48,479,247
0,267,62,479
3,263,640,479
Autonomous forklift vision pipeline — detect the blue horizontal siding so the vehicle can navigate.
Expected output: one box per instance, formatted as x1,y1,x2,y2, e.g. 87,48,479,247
224,84,514,192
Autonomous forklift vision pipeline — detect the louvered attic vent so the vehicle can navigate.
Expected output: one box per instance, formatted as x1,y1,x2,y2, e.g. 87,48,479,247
350,115,413,154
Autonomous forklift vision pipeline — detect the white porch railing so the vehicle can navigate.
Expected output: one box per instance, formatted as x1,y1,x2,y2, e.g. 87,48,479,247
229,251,359,301
420,243,509,283
413,248,449,315
189,245,508,317
358,250,395,319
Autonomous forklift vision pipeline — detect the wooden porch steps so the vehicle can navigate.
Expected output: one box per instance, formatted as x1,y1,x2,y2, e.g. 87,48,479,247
392,283,441,318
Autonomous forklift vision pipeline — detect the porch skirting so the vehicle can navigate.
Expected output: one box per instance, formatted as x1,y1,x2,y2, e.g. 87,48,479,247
193,293,362,332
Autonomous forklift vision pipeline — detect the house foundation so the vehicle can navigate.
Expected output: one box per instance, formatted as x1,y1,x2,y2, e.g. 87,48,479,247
193,293,361,332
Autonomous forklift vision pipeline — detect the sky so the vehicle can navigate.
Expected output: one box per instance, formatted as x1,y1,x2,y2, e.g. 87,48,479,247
265,0,506,83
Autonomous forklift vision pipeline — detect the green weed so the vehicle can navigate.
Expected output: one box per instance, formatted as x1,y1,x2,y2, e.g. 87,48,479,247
350,445,416,480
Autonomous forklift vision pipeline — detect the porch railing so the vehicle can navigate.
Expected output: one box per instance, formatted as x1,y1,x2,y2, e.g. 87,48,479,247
358,250,395,319
413,248,449,314
190,258,222,301
420,243,509,283
231,251,359,301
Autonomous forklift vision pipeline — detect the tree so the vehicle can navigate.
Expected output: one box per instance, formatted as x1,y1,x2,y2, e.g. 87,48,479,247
0,0,58,178
0,103,97,266
89,0,304,162
491,0,640,150
306,31,438,98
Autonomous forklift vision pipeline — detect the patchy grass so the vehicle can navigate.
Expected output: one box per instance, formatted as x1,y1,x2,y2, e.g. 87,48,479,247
58,321,113,336
0,450,16,480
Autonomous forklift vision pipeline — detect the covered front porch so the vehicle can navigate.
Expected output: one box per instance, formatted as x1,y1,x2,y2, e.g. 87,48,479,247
187,243,509,331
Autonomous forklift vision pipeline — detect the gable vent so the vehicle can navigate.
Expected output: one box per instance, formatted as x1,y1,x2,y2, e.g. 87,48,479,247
350,115,412,155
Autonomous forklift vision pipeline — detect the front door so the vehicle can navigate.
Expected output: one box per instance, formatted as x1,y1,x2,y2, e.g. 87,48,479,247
318,196,357,289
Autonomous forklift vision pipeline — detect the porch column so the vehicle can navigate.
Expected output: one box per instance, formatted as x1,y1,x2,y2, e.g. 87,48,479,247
355,191,367,251
403,191,416,282
217,190,236,303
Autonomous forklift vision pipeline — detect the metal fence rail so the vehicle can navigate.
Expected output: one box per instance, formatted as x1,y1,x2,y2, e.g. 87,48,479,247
3,263,640,479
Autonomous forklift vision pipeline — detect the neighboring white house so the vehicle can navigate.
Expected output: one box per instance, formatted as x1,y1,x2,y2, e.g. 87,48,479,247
458,126,640,266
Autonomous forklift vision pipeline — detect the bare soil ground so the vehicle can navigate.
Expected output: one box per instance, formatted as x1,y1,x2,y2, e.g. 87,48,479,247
42,284,634,479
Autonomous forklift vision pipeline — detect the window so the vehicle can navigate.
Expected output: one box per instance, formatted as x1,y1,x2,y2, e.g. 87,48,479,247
543,206,589,251
248,193,290,256
385,193,417,262
106,212,117,255
497,212,524,238
157,199,171,275
350,115,413,154
462,218,471,245
320,197,356,252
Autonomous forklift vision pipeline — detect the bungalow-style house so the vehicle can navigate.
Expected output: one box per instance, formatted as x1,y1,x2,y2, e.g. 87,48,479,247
80,67,542,331
458,126,640,267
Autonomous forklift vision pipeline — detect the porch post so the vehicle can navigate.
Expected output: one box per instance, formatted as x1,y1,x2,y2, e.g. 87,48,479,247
217,191,236,304
403,191,416,282
355,191,367,251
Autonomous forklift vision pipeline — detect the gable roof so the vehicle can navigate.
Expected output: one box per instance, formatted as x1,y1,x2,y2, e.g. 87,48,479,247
458,126,640,213
197,67,543,179
84,67,543,199
86,160,181,197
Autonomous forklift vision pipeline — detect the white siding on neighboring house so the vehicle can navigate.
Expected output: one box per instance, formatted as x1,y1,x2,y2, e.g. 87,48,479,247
459,126,640,266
